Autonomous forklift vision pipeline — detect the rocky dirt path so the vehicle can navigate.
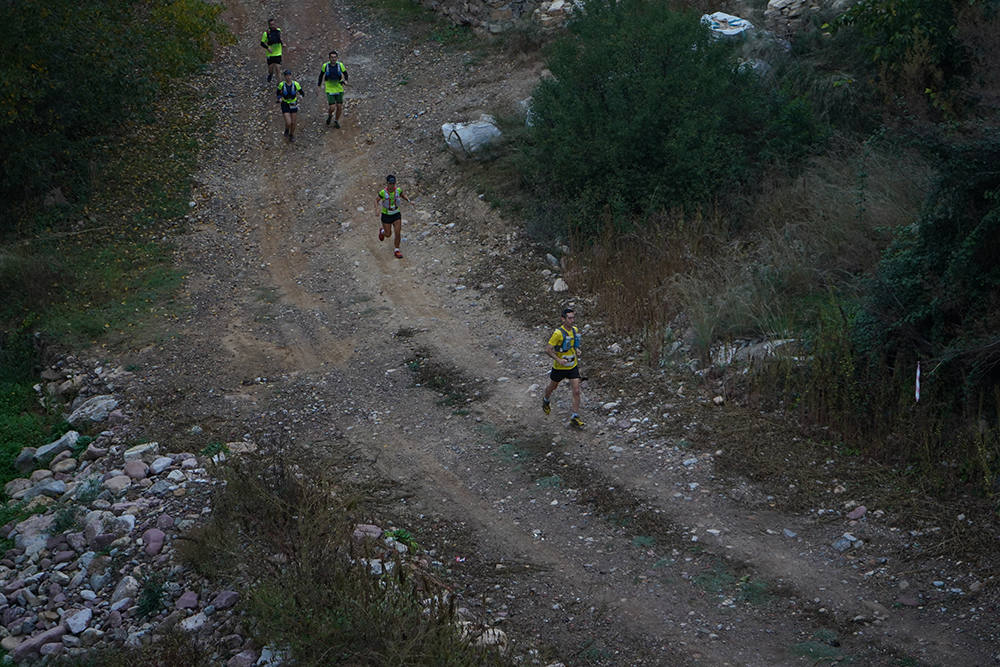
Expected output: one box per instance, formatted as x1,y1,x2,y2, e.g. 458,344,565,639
116,0,998,664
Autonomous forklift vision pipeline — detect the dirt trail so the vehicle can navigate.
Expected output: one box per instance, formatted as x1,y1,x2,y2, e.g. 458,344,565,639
119,0,998,664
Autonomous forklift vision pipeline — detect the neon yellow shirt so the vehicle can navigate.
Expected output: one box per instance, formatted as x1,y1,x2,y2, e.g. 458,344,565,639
277,80,302,104
261,28,282,57
548,325,579,370
379,188,404,215
320,61,347,94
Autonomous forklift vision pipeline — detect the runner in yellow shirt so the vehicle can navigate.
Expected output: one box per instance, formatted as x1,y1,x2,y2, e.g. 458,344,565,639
316,50,349,128
376,174,410,259
261,18,285,83
543,307,584,428
275,70,305,142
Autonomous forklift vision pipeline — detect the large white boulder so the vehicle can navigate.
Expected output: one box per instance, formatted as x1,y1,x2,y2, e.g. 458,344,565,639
442,115,502,158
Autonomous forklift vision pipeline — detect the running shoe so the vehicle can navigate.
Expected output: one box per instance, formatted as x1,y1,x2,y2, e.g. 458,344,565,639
267,73,273,82
394,249,403,259
542,399,551,415
283,128,289,136
333,120,340,129
326,114,332,125
378,228,385,241
569,415,584,429
289,135,295,143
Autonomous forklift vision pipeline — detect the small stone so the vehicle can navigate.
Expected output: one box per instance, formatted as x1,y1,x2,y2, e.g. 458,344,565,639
4,478,31,497
79,628,104,647
783,528,797,538
21,478,67,501
175,591,198,609
149,456,174,475
167,469,186,482
40,642,65,657
67,395,118,425
552,277,569,292
52,459,77,473
110,597,132,612
683,458,698,467
64,608,93,634
227,649,260,667
11,623,66,661
847,505,867,520
156,514,174,530
106,610,122,628
123,460,148,480
211,590,239,610
103,475,131,494
33,431,80,464
143,528,166,556
179,611,207,632
146,479,172,496
81,443,108,461
16,447,39,473
123,442,159,461
712,395,724,405
353,524,383,540
831,537,852,552
111,575,140,604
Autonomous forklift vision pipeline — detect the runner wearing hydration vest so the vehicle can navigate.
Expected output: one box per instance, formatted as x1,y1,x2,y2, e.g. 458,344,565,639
275,70,305,142
376,174,410,259
543,307,585,428
317,50,349,128
261,19,284,83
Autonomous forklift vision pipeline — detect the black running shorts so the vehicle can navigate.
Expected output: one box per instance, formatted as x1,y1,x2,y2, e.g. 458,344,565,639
549,366,580,382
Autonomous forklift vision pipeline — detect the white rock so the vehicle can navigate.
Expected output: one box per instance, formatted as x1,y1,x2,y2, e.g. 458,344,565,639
67,396,118,424
123,442,159,461
441,115,502,158
552,278,569,292
180,612,207,632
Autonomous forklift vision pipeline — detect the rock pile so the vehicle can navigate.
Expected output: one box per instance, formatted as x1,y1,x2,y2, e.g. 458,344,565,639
0,360,252,664
2,358,517,664
764,0,856,36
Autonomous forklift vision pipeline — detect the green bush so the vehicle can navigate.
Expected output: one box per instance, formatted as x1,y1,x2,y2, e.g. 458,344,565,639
523,0,821,235
0,381,46,485
836,0,983,113
856,135,1000,405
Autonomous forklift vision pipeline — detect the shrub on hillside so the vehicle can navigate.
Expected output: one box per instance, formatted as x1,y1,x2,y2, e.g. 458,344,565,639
523,0,820,235
836,0,993,115
856,135,1000,405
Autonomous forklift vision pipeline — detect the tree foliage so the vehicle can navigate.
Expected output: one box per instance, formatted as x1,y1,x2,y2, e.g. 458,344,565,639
836,0,985,112
523,0,820,234
0,0,230,218
856,135,1000,403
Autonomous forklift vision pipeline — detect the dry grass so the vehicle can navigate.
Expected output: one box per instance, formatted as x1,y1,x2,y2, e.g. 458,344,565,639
175,442,511,666
568,135,933,362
